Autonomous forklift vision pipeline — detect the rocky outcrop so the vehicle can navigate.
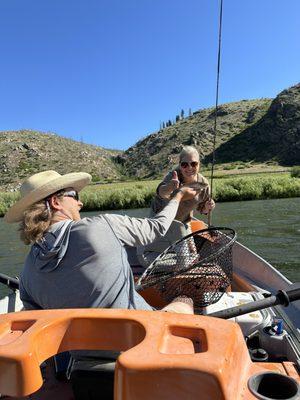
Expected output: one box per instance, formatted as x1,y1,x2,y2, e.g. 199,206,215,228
209,83,300,165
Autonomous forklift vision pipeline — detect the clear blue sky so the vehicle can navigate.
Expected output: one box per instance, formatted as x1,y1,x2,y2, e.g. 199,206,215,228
1,0,299,150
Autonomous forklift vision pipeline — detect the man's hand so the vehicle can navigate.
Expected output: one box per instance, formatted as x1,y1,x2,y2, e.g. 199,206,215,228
172,186,200,201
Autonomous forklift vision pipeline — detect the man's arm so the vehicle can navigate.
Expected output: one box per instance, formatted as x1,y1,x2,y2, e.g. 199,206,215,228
103,188,197,247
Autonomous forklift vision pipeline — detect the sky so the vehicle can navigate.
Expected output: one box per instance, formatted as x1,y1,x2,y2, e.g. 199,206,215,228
0,0,299,150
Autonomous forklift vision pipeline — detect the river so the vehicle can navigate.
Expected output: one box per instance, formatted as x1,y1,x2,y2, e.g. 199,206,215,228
0,197,299,297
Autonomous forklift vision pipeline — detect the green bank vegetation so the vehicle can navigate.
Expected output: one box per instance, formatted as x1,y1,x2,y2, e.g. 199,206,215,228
80,181,158,211
213,174,300,202
0,171,299,217
291,166,300,178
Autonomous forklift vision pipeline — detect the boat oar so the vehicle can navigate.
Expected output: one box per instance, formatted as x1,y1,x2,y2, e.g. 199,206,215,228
0,273,19,291
208,284,300,319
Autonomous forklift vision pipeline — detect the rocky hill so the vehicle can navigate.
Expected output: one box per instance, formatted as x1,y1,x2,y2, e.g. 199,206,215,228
0,84,299,190
119,83,300,178
0,130,122,190
210,83,300,165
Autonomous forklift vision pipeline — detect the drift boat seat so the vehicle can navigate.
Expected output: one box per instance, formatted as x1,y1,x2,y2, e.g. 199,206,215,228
68,350,120,400
69,357,115,400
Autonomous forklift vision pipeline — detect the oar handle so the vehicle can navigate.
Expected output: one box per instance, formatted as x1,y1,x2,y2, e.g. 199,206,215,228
285,287,300,302
208,286,300,320
0,273,19,291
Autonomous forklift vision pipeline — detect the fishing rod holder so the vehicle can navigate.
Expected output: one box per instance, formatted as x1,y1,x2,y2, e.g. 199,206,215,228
248,372,300,400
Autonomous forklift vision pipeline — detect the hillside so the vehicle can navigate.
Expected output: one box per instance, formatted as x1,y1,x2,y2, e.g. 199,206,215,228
0,130,122,190
119,83,300,178
0,83,299,190
210,83,300,165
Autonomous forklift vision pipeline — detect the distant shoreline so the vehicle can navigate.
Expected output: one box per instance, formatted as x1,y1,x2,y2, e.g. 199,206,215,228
0,172,299,217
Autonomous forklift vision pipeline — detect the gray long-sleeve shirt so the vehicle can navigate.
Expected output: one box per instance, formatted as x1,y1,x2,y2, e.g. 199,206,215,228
20,199,180,312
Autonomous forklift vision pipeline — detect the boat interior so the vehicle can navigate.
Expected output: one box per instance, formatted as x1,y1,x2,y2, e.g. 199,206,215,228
0,269,299,400
0,222,299,400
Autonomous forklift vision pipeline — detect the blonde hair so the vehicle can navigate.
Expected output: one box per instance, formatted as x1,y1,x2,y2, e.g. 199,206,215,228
19,200,53,245
179,146,200,162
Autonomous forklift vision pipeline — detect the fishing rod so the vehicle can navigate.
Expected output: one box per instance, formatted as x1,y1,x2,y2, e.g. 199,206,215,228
208,0,223,226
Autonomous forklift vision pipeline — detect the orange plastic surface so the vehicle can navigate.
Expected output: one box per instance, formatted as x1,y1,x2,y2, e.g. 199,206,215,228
190,219,207,232
0,308,298,399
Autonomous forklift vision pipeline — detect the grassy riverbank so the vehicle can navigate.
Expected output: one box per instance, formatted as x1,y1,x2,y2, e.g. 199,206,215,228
0,172,299,217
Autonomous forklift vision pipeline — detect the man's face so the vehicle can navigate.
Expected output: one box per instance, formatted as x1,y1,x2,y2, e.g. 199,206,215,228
53,188,83,221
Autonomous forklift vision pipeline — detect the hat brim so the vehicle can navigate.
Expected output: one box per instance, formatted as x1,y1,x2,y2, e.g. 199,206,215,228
4,172,92,223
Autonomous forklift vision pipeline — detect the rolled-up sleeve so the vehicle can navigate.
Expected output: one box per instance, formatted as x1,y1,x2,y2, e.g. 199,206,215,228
103,199,179,247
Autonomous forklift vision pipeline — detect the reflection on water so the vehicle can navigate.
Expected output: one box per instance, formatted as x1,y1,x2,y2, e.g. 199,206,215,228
0,197,299,297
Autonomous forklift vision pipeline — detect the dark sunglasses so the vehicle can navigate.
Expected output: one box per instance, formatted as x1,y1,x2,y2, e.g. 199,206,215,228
180,161,199,168
62,190,79,201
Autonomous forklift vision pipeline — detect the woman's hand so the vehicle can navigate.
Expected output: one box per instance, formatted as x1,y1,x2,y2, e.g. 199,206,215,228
169,170,180,192
158,171,180,199
201,198,216,214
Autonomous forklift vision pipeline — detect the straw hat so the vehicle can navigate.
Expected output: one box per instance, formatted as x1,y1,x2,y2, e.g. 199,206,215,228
4,170,92,223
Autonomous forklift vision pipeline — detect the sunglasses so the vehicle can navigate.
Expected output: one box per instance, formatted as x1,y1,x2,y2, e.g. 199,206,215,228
180,161,199,168
62,190,79,201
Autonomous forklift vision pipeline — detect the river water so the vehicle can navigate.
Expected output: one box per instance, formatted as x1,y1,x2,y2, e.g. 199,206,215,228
0,197,299,297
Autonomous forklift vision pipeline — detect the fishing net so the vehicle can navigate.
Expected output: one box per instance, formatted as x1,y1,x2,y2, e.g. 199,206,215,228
136,227,236,308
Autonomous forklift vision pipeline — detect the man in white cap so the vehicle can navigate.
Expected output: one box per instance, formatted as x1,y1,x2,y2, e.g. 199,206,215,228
5,170,199,314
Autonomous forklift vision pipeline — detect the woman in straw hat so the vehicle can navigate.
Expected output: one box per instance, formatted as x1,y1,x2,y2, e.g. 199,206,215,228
5,170,199,314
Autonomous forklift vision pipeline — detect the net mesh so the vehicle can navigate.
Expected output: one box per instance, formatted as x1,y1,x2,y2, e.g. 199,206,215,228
136,227,236,308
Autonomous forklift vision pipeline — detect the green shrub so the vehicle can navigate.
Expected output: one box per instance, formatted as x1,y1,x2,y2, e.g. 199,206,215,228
291,166,300,178
214,175,300,202
223,164,236,170
0,192,20,216
91,174,101,183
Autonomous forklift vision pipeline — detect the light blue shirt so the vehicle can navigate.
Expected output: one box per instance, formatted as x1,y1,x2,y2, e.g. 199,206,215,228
20,200,180,312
